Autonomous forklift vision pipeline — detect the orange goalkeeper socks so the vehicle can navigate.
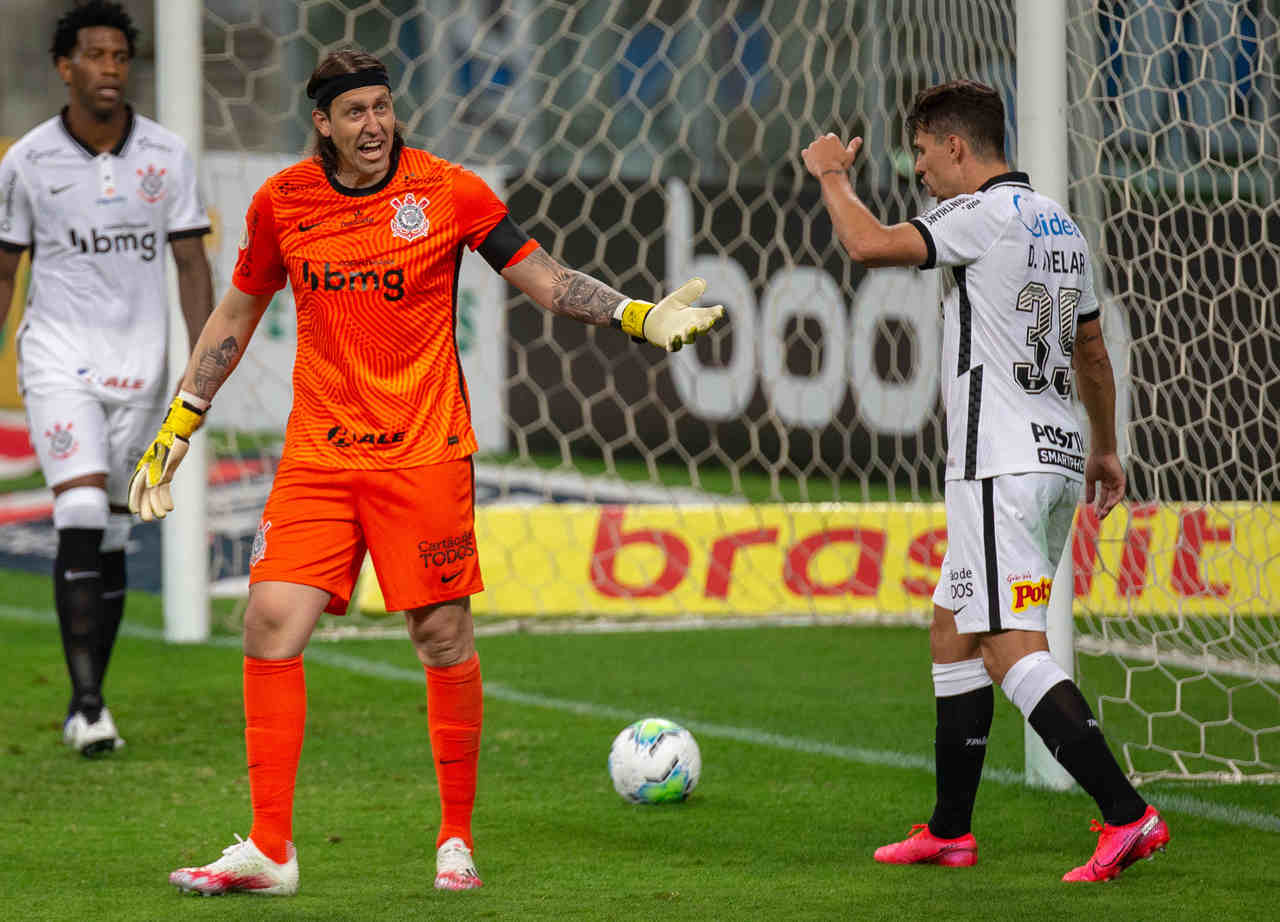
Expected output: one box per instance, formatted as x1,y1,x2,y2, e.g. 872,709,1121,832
244,654,306,865
425,654,483,848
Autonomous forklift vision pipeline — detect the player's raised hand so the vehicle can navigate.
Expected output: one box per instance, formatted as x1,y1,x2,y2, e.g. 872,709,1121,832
1084,451,1126,520
802,134,863,180
616,278,726,352
128,394,207,522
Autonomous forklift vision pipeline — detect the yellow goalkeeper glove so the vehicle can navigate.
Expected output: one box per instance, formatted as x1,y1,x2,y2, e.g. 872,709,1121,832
613,277,725,351
128,393,207,522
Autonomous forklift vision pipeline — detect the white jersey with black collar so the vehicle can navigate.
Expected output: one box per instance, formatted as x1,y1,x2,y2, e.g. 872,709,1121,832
0,108,210,404
910,171,1099,483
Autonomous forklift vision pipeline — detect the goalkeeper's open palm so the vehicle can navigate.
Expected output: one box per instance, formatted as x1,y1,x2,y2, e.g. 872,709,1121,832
128,396,205,522
624,278,725,352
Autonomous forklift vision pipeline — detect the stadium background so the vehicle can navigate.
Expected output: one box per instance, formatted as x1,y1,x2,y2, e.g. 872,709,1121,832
1,0,1276,783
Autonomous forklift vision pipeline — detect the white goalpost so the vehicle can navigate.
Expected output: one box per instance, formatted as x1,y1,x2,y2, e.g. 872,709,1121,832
1016,0,1076,792
155,0,209,643
155,0,1278,786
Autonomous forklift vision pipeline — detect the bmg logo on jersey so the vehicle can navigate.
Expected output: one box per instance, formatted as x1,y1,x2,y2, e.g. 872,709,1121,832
1010,577,1053,612
418,530,475,569
69,225,158,261
300,260,405,301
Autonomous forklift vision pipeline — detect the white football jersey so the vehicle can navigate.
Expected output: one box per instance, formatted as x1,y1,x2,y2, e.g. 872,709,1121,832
0,108,209,405
910,172,1099,482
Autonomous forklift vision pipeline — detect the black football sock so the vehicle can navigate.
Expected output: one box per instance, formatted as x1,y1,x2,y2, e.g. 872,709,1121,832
95,549,127,694
1029,679,1147,827
54,528,105,722
928,685,993,839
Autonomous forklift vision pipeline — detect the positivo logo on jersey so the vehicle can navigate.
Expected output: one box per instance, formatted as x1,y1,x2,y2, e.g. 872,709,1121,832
69,225,158,261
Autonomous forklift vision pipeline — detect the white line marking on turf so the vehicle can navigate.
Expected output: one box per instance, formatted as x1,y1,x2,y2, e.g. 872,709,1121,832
2,603,1276,834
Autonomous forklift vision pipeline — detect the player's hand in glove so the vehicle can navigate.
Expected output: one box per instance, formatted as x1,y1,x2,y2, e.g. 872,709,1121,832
128,393,207,522
614,278,725,351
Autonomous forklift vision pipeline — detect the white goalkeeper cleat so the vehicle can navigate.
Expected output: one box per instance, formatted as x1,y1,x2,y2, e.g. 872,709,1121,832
63,707,125,756
434,837,483,890
170,835,299,896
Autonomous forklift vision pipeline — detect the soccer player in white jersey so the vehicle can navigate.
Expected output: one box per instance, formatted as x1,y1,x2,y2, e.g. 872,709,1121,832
802,80,1169,882
0,1,213,755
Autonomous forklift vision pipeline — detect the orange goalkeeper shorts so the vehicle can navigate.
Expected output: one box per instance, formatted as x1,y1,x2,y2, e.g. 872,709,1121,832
248,456,483,615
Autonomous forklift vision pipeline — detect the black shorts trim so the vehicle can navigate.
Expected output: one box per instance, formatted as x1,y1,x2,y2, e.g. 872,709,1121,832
982,478,1001,631
964,365,982,480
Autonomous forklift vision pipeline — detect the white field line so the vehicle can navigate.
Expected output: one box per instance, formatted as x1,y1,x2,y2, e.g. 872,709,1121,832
2,603,1276,835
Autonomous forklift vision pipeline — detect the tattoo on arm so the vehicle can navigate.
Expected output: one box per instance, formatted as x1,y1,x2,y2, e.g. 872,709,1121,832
191,336,240,401
529,248,625,325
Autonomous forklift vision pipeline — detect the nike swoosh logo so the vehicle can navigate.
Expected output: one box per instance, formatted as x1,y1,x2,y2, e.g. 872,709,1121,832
51,183,75,195
953,605,967,615
441,570,462,583
298,221,322,232
64,570,100,581
439,758,464,764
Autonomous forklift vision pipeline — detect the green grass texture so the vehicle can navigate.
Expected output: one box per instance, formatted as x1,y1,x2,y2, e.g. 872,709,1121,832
2,567,1276,921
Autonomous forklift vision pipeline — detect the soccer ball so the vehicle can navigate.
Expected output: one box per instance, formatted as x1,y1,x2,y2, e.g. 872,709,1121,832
608,717,701,804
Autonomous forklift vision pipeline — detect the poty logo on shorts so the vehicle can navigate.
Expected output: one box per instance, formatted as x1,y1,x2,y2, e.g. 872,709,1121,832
389,192,429,242
45,422,78,460
1010,577,1053,612
250,520,271,567
418,530,475,569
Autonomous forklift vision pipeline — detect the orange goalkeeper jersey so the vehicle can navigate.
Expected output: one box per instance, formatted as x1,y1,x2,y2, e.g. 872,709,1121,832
233,145,518,469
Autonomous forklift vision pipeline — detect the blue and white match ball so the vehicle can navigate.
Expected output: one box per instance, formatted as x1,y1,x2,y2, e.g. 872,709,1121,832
608,717,701,804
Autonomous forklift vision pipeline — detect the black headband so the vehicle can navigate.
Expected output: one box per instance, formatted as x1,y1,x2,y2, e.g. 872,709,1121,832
309,69,391,110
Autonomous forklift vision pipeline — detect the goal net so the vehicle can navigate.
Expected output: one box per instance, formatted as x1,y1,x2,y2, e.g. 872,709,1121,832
194,0,1277,782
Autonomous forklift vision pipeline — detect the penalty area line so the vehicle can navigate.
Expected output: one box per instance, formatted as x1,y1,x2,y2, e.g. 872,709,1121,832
1,603,1276,834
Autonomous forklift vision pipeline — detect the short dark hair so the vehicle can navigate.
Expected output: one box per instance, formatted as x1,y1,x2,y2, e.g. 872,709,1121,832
905,80,1006,160
306,48,403,177
50,0,139,64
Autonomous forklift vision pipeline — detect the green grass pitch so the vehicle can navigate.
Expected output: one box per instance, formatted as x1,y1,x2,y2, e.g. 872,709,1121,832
1,567,1276,921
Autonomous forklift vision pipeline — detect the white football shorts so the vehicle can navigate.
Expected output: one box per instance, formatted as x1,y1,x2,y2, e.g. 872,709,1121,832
932,472,1080,634
24,388,166,507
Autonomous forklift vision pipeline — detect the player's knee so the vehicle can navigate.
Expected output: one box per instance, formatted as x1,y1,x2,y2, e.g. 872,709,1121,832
406,601,473,664
243,596,301,644
53,485,109,531
999,650,1069,720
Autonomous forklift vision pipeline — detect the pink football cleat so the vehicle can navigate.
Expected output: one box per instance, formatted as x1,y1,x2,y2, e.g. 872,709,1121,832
874,823,978,867
1063,805,1170,882
169,835,298,895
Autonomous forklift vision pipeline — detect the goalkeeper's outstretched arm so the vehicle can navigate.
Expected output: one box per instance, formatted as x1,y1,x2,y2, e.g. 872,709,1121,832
128,287,272,520
501,247,725,352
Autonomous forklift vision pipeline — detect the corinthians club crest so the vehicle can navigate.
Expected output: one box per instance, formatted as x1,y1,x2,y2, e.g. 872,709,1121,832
137,164,166,203
389,192,429,242
250,520,271,567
